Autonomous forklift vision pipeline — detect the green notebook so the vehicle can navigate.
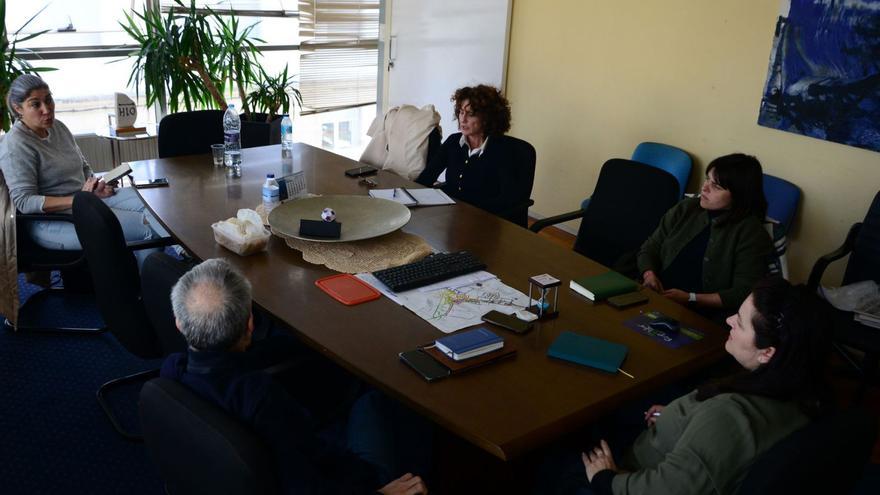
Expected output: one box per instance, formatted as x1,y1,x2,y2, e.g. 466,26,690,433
547,331,628,373
569,271,638,301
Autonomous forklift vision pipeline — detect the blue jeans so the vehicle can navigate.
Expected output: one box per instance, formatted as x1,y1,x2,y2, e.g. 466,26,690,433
27,187,169,266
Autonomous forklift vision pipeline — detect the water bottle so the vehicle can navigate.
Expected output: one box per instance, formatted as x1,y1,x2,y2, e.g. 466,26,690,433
223,104,242,177
280,114,293,158
262,173,280,213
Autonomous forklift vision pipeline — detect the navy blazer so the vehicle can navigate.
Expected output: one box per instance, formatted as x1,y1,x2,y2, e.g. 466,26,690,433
416,133,535,223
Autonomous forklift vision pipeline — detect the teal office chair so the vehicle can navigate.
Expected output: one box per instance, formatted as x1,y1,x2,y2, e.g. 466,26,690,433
631,141,693,199
763,174,800,279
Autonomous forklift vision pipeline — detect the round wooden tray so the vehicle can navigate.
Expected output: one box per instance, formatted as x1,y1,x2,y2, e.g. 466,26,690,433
267,195,411,242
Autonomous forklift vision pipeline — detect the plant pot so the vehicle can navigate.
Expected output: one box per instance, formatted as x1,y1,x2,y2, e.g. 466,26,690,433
241,113,281,148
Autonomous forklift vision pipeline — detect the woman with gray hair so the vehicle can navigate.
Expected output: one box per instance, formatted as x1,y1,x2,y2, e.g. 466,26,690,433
0,74,166,254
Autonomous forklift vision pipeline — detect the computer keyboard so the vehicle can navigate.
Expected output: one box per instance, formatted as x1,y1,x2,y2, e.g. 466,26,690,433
372,251,487,292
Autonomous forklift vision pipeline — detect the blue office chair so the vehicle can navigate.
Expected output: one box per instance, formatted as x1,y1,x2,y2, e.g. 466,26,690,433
763,174,801,279
631,142,693,199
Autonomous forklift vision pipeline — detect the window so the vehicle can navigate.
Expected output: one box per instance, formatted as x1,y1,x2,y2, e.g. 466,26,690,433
9,0,377,158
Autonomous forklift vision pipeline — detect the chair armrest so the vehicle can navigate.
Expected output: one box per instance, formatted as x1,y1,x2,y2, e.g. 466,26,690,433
126,237,176,252
17,212,76,224
807,222,861,291
529,209,587,233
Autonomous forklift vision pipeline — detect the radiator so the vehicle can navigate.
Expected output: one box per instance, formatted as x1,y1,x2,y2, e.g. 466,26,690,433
74,133,159,171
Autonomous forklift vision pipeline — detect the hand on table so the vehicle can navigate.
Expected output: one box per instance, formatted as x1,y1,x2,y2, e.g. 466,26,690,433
378,473,428,495
582,439,618,482
642,270,664,292
644,404,666,427
662,288,689,304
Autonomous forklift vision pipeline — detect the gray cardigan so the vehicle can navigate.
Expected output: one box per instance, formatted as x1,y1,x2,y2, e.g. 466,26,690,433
0,120,92,214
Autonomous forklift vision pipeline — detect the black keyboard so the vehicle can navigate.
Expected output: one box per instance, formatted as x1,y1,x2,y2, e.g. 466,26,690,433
372,251,487,292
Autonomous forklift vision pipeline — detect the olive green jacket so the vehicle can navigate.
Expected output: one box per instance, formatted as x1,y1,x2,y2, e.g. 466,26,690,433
636,198,771,309
612,391,808,495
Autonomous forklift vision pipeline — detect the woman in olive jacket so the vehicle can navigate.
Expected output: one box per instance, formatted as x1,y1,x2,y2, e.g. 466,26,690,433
637,153,772,312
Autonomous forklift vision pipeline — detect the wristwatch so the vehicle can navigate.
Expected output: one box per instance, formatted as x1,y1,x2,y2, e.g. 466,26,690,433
688,292,697,303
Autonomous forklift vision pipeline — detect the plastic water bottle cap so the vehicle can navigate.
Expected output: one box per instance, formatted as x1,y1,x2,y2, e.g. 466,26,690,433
267,173,275,178
228,104,235,109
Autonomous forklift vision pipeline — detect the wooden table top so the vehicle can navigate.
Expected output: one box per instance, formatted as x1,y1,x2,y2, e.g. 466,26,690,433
131,143,726,461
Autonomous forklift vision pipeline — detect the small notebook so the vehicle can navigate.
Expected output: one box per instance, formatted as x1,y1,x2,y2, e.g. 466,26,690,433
547,331,628,373
99,163,132,183
569,271,638,302
435,327,503,360
423,344,516,373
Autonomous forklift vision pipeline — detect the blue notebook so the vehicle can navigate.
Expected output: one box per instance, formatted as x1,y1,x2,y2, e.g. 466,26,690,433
547,331,628,373
436,327,503,359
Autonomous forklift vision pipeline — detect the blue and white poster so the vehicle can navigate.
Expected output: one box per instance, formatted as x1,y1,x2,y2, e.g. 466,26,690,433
758,0,880,153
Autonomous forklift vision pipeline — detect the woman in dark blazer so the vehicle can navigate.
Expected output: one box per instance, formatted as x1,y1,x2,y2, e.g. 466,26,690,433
416,85,534,224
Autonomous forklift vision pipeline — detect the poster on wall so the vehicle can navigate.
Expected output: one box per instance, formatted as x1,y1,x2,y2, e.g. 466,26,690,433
758,0,880,153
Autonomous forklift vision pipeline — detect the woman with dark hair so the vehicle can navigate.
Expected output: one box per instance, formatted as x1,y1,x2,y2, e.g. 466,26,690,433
0,74,167,261
637,153,771,312
416,84,534,222
544,277,832,495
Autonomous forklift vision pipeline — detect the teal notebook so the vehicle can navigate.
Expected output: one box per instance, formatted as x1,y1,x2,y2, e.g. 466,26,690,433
547,331,628,373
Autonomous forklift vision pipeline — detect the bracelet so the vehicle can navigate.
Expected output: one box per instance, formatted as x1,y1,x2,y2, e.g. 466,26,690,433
688,292,697,303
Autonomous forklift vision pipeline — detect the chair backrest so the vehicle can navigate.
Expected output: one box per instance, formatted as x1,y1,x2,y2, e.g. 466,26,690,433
736,408,877,495
72,192,160,358
574,159,680,269
631,142,692,198
843,190,880,286
141,252,189,356
502,136,537,228
158,110,224,158
140,378,277,495
763,174,801,237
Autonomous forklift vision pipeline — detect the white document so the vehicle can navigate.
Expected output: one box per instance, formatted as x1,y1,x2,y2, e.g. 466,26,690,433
368,188,455,207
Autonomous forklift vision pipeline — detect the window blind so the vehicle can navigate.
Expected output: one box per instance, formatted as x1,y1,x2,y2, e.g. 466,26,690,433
298,0,379,112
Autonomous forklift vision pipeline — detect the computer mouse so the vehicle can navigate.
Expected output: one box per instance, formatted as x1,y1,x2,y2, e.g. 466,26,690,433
649,317,680,334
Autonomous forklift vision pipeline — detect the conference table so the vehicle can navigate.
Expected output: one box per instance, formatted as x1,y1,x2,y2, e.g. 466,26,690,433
130,143,726,461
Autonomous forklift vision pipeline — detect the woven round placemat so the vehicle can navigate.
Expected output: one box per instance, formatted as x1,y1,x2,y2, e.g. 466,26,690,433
272,227,432,273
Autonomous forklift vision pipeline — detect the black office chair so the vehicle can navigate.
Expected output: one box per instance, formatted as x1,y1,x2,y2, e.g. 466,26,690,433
158,110,224,158
71,191,177,440
499,136,537,228
530,158,680,271
140,377,278,495
807,190,880,401
736,408,877,494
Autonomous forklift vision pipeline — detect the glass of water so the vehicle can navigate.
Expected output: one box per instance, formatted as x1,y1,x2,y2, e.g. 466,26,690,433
211,144,225,167
224,150,242,178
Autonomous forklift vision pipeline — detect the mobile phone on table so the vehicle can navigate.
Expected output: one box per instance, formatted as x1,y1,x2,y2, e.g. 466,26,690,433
399,350,450,382
607,291,649,309
134,177,169,189
481,310,533,334
344,166,378,178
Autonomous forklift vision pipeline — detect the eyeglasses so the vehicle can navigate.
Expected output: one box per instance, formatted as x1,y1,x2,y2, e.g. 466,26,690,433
359,177,378,188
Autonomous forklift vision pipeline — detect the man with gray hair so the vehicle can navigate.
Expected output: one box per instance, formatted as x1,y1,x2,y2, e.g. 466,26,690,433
161,258,430,495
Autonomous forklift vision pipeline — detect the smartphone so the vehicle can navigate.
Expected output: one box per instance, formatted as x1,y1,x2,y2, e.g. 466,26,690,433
481,310,533,334
345,166,378,178
399,350,450,382
607,291,649,309
134,177,169,189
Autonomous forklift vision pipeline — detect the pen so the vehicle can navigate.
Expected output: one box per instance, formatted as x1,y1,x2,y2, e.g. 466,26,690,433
393,188,397,198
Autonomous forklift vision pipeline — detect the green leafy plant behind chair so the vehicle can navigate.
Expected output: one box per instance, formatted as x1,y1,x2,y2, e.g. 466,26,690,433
0,4,56,132
246,65,303,123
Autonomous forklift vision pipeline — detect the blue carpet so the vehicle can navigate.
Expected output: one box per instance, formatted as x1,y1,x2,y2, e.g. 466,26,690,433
0,274,165,494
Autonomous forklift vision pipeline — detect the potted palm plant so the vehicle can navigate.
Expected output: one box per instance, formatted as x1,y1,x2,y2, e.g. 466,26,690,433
1,4,56,132
121,0,287,147
242,65,303,148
